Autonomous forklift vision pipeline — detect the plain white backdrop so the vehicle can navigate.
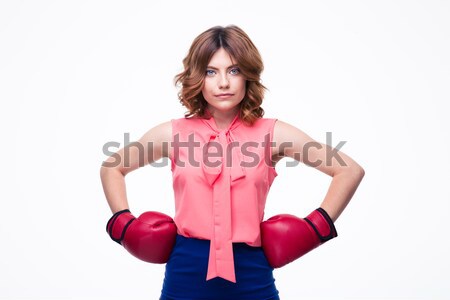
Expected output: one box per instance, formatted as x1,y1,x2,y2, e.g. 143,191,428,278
1,1,449,299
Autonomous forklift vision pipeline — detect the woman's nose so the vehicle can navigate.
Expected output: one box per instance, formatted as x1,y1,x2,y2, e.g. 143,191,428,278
218,75,230,89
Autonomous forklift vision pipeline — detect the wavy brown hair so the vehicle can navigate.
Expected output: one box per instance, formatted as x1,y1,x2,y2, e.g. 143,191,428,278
174,25,266,125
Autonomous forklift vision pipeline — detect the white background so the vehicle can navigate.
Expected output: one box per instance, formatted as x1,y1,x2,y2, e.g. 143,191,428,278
1,1,449,299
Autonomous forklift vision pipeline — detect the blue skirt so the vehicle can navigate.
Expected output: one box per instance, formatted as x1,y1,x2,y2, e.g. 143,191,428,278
160,234,280,300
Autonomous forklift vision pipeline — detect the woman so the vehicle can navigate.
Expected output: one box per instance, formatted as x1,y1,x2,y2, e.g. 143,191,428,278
101,25,365,300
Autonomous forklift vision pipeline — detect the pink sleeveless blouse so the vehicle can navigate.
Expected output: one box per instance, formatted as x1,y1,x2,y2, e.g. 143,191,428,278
169,114,278,283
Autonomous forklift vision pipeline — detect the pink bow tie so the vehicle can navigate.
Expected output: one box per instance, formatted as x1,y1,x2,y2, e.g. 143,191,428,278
201,115,246,283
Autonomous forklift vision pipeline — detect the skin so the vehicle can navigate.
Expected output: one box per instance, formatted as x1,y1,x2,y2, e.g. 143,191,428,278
100,47,365,222
201,47,246,129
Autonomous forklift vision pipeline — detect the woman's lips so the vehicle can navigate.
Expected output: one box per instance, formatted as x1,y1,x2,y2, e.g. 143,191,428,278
215,93,234,99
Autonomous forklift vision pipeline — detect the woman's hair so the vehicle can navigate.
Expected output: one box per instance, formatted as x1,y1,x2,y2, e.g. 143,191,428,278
174,25,266,125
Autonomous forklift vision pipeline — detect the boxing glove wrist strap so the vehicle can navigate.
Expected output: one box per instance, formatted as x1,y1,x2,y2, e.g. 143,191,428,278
304,207,338,243
106,209,136,244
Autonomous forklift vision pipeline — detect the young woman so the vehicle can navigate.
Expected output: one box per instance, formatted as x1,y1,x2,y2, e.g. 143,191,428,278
101,25,365,300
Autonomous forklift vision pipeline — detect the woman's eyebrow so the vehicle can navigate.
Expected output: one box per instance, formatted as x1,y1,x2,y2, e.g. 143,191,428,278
206,64,239,70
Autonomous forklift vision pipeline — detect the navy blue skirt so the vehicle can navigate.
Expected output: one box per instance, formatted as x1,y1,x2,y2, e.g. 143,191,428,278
160,234,280,300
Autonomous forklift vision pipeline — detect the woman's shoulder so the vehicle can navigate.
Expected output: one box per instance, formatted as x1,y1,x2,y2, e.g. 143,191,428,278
250,117,278,131
264,118,300,131
171,116,204,130
139,120,172,143
171,116,202,123
271,119,297,135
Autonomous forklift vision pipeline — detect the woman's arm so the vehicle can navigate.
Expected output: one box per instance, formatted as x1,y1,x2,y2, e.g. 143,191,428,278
272,120,365,222
100,121,172,213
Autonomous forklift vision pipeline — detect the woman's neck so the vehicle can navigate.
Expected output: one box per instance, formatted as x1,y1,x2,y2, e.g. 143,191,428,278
208,107,239,130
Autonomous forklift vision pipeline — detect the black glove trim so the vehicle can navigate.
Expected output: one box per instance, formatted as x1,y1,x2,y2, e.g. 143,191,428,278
304,208,338,243
106,209,131,244
119,218,136,244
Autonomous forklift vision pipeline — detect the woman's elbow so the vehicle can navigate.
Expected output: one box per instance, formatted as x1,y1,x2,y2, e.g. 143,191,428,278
350,163,365,182
100,156,124,178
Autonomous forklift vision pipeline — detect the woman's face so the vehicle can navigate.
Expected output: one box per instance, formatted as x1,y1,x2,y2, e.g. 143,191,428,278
202,48,246,116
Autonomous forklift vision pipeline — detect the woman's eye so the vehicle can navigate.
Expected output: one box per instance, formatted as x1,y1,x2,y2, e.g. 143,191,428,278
230,68,240,75
206,70,216,76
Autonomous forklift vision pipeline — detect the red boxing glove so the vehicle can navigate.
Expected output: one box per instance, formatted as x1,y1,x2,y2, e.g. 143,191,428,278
261,207,337,268
106,209,177,264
